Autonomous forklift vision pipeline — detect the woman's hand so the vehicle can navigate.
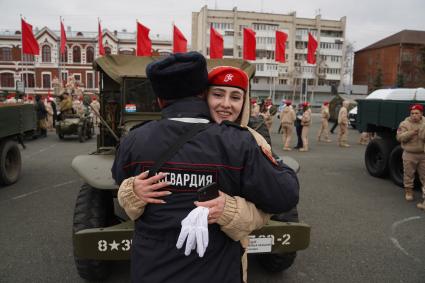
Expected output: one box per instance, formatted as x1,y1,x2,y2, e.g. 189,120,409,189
133,171,171,204
195,191,226,224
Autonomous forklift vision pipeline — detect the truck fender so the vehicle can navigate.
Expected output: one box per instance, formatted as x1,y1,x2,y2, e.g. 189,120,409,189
71,154,118,190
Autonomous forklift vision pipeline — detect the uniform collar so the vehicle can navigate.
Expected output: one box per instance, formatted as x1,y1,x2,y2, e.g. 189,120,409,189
161,97,211,120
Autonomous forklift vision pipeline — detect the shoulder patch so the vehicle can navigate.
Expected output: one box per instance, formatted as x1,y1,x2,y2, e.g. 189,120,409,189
261,145,278,166
129,120,153,131
222,120,248,130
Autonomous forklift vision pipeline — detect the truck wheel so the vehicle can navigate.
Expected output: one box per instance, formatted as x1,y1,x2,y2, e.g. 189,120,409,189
254,207,298,272
78,126,85,143
365,139,394,177
0,140,22,186
389,145,403,187
73,184,116,281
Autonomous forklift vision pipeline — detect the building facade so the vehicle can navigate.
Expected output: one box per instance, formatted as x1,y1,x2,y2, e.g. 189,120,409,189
353,30,425,91
0,27,172,97
192,5,351,104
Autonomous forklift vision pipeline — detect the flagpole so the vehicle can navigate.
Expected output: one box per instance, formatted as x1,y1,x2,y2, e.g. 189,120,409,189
136,19,138,56
20,14,25,97
58,16,61,91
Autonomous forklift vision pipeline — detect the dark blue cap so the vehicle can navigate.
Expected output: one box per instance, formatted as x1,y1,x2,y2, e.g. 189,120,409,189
146,52,208,99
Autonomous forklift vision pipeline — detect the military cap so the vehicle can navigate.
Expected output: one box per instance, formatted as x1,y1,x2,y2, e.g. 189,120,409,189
208,66,249,92
146,51,208,100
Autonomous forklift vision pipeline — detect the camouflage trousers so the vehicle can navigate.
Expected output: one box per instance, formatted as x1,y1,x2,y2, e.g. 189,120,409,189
403,151,425,198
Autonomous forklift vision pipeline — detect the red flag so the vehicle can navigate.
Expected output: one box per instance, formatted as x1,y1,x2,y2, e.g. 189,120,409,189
307,32,318,64
173,25,187,53
275,31,288,63
60,20,67,54
98,21,105,56
243,28,256,60
136,22,152,56
21,19,39,55
209,26,223,59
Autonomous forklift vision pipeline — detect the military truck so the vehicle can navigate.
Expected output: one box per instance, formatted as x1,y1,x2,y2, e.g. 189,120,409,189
0,103,36,185
356,88,425,187
71,55,310,280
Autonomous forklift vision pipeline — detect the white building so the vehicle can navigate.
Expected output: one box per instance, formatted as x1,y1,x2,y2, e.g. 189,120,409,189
192,6,355,105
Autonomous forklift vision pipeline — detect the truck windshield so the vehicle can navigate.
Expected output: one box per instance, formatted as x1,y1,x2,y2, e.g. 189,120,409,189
123,78,160,113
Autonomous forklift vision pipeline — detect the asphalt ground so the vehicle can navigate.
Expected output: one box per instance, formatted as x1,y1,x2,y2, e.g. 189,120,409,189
0,116,424,283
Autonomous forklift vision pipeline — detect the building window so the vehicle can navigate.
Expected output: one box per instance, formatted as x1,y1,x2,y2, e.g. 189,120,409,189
73,46,81,63
253,78,259,84
60,47,68,63
0,73,14,88
23,54,34,62
86,72,94,89
73,74,81,82
23,73,35,88
42,74,51,89
0,47,12,61
119,49,134,55
86,46,94,63
105,47,112,55
223,48,233,56
42,45,51,62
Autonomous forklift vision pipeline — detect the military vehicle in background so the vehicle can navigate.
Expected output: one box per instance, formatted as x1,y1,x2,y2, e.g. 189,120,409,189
70,55,310,280
356,88,425,187
56,112,94,142
0,103,36,185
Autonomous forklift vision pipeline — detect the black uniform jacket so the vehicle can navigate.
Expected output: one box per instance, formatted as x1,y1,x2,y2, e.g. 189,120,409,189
112,97,299,283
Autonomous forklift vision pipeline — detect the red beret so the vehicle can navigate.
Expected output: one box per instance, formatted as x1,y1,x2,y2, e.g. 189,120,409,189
250,98,257,104
410,104,423,112
208,66,248,92
285,100,292,106
323,101,329,106
302,101,309,107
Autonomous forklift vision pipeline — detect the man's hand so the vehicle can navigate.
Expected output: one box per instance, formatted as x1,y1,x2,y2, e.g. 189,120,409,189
133,171,171,204
195,191,226,224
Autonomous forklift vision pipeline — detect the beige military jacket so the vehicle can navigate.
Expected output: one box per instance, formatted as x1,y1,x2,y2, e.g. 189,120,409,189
280,105,296,125
338,106,348,125
321,106,330,119
301,108,311,126
397,117,425,153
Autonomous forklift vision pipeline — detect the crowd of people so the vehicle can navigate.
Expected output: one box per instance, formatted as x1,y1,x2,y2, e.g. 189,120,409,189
1,90,100,137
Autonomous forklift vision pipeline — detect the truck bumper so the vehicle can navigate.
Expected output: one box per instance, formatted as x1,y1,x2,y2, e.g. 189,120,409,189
73,220,310,260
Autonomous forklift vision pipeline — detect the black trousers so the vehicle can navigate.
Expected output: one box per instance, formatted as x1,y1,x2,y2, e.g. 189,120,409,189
295,125,303,148
330,120,338,133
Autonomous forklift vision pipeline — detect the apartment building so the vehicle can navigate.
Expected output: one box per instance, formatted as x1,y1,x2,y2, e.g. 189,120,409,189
192,6,349,104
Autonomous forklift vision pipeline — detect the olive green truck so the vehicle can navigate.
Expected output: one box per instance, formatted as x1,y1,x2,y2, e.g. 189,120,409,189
0,103,36,185
71,55,311,281
356,88,425,187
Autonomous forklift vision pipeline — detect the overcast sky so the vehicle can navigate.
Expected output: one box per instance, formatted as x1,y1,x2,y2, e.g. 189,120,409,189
0,0,423,50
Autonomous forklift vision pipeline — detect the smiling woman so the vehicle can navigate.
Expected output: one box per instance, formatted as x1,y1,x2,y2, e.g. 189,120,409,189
207,86,244,123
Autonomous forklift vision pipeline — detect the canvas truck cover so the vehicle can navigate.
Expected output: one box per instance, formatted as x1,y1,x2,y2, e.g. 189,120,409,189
93,55,256,84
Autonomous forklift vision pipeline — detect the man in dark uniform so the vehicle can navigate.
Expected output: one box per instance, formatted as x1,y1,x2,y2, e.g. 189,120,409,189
112,52,299,283
294,104,304,149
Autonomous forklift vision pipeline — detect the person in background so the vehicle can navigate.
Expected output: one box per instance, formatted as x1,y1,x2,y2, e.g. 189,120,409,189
90,96,101,126
58,92,73,119
280,100,296,151
294,104,304,149
330,101,341,134
44,97,54,131
34,95,47,137
317,101,331,142
337,100,351,147
299,102,312,152
396,104,425,202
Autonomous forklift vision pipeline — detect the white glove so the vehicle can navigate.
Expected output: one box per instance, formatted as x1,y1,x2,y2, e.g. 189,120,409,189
176,206,209,257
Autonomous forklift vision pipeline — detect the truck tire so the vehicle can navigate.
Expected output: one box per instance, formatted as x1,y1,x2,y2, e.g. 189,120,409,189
73,184,116,281
389,145,404,187
0,139,22,186
365,138,394,177
254,207,298,272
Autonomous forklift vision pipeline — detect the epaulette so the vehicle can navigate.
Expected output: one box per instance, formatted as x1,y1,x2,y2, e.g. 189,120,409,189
129,120,152,131
222,120,248,130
